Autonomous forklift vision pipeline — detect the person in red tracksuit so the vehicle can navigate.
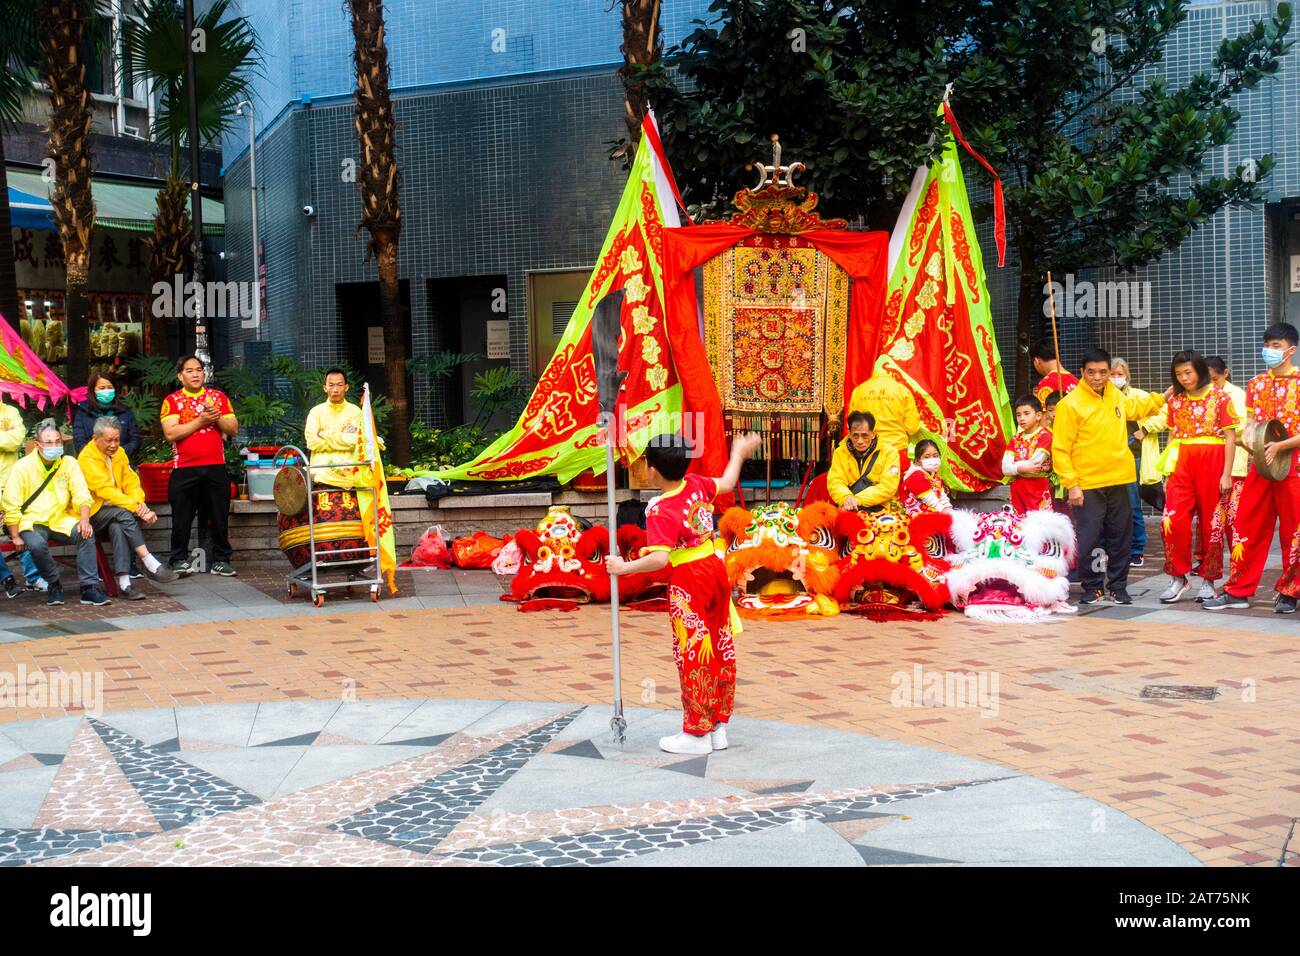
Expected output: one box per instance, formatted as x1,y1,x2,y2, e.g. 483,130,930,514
1206,323,1300,613
1156,351,1238,604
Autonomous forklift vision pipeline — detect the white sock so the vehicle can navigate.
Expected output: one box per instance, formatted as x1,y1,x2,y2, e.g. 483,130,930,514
143,554,161,573
118,574,131,591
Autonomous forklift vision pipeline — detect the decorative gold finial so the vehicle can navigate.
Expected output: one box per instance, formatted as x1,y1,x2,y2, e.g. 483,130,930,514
746,134,805,192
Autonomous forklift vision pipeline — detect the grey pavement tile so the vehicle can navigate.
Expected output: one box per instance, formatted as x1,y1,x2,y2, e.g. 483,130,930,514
616,819,863,868
178,746,310,801
0,767,61,828
272,744,433,796
375,698,503,743
0,715,85,757
246,700,342,747
460,701,581,737
174,702,262,748
97,707,180,747
320,699,427,744
854,845,958,866
52,620,122,634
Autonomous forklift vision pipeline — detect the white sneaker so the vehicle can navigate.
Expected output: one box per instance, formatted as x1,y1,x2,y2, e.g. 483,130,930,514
658,732,712,755
710,723,729,750
1159,576,1189,604
1195,580,1218,602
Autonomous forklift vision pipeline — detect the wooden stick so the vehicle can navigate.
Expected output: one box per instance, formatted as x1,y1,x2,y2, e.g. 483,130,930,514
1046,270,1063,384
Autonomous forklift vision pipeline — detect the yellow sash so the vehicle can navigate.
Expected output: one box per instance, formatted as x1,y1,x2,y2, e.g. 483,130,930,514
667,538,743,636
1156,435,1224,477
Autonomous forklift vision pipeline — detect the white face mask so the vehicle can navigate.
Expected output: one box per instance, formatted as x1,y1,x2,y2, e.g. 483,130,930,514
1110,377,1127,389
920,457,941,473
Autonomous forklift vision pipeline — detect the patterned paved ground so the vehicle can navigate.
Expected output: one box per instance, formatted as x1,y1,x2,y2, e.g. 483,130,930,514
0,587,1296,866
0,702,1196,866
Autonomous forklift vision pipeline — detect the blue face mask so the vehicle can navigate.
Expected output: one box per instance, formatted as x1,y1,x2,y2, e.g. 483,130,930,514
39,445,63,463
95,389,115,405
1262,347,1289,369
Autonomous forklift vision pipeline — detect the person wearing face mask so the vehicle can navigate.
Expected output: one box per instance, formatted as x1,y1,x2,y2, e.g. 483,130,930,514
71,372,141,458
1207,323,1300,613
1051,348,1171,605
1109,358,1167,568
1,419,108,607
899,439,952,515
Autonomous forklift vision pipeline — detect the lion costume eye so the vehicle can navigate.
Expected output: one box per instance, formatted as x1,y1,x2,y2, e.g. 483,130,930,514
810,526,834,550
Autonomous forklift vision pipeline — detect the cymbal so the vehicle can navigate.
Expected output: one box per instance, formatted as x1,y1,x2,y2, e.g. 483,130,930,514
1252,419,1292,481
273,465,308,515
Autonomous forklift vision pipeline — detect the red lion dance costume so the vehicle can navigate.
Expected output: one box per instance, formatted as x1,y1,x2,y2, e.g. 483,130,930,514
508,506,610,611
832,507,951,620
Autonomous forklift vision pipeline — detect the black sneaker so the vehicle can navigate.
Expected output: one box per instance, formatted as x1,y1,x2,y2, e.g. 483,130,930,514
79,586,111,607
2,576,19,599
1110,589,1133,605
1130,556,1145,568
46,584,64,606
170,559,195,577
1275,595,1297,614
210,561,237,577
1079,588,1106,605
1203,593,1249,610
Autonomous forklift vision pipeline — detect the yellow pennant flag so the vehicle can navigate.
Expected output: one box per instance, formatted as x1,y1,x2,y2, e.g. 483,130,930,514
357,384,398,594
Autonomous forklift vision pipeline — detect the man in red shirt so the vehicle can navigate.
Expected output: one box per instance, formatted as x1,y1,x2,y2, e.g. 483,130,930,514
161,355,239,576
1031,339,1079,404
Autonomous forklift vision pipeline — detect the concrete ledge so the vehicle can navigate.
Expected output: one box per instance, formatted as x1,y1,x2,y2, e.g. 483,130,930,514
436,493,554,510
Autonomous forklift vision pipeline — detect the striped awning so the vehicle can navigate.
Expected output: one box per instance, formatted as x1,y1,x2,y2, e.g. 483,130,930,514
6,167,224,236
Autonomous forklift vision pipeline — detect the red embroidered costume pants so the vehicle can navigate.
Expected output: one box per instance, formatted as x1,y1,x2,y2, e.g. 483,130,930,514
667,553,736,735
1224,461,1300,597
1161,444,1227,581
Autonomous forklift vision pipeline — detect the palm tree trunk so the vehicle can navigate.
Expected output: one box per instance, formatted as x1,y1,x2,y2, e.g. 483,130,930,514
0,134,22,327
39,0,96,388
375,232,409,466
349,0,410,465
619,0,662,161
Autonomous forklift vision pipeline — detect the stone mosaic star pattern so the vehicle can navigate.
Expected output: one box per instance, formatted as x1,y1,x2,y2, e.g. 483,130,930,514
0,701,1198,867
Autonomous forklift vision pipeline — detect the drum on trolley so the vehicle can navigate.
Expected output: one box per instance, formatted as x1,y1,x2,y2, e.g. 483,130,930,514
273,445,382,606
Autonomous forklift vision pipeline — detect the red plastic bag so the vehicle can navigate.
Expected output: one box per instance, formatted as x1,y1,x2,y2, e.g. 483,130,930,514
451,531,507,569
409,525,452,569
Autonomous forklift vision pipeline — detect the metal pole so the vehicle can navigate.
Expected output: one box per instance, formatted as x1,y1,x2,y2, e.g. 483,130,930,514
237,101,261,337
182,0,205,361
605,430,626,744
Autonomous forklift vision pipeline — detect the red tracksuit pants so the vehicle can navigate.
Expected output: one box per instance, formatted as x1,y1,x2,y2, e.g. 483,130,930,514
1224,462,1300,597
668,553,737,736
1161,444,1227,580
1010,476,1053,515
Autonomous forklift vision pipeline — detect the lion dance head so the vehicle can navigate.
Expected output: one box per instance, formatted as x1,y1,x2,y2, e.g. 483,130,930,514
717,502,841,618
832,507,951,621
943,507,1076,622
508,506,610,611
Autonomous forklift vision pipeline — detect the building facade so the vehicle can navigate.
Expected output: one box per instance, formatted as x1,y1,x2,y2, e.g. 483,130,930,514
219,0,1300,424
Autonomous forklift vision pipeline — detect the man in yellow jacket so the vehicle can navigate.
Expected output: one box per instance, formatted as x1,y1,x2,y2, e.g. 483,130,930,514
847,366,920,467
1052,348,1171,605
2,419,104,607
77,415,178,600
0,396,27,597
827,411,903,511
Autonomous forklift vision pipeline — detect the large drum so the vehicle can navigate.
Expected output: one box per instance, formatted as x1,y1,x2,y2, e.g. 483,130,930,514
278,487,369,570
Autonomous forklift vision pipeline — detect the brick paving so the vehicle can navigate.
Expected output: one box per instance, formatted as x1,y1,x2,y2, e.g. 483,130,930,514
1,593,1296,867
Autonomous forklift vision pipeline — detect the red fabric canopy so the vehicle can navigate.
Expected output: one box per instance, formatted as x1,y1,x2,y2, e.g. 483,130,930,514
661,224,892,482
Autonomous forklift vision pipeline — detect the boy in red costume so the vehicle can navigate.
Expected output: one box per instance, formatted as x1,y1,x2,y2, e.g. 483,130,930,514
1156,350,1237,604
1207,323,1300,613
1003,394,1054,514
606,431,761,755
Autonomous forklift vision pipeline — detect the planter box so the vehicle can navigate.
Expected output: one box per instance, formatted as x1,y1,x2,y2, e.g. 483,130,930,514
138,461,174,503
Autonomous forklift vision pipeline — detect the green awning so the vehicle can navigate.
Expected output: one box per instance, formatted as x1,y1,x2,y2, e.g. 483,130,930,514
6,167,224,236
